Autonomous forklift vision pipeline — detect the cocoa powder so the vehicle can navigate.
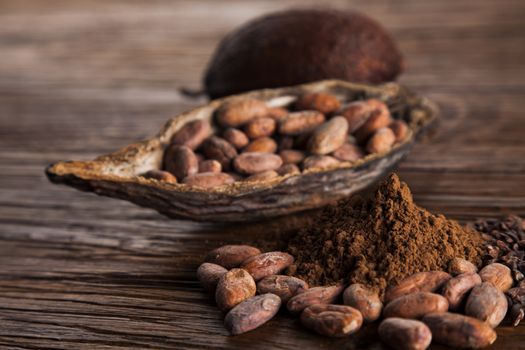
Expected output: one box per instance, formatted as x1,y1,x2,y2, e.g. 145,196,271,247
287,173,484,297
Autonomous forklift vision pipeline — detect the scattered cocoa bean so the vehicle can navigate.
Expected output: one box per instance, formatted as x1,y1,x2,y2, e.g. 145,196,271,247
389,120,410,142
257,275,309,303
141,170,178,183
215,268,256,311
170,120,211,150
163,145,198,181
366,127,396,154
422,312,497,348
343,284,382,322
201,136,238,170
279,149,306,164
224,293,281,335
223,128,249,149
279,111,325,135
295,92,341,114
332,143,364,162
378,318,432,350
197,262,228,293
243,137,278,153
307,116,349,155
448,257,478,276
441,272,482,310
276,164,300,176
385,271,452,303
216,98,269,127
267,107,289,120
300,304,363,337
302,155,340,171
244,170,279,182
198,159,222,173
244,117,276,139
205,245,261,269
182,172,235,188
233,152,283,175
287,284,344,314
479,263,514,292
383,292,449,319
465,282,508,328
241,251,294,281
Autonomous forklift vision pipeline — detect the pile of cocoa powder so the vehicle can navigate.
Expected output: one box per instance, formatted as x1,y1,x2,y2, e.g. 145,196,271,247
287,173,484,296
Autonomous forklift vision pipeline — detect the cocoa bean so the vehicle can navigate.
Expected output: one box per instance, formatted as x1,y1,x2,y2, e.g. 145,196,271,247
276,164,300,176
216,98,268,127
332,143,364,162
170,120,211,150
233,153,283,175
422,312,497,348
354,100,391,141
389,120,410,142
378,318,432,350
465,282,508,327
215,268,256,311
241,251,294,281
141,170,178,183
441,272,482,310
302,155,340,171
244,117,276,139
267,107,289,121
244,170,279,182
257,275,308,303
343,283,382,322
243,137,278,153
287,284,344,314
448,257,478,276
205,245,261,269
201,136,238,170
279,111,325,135
223,128,249,149
224,293,281,335
279,149,306,164
383,292,449,319
479,263,514,292
295,92,341,114
300,304,363,337
163,145,198,181
385,271,452,303
366,127,396,154
182,172,235,188
278,136,294,150
197,262,227,293
307,116,349,155
198,159,222,173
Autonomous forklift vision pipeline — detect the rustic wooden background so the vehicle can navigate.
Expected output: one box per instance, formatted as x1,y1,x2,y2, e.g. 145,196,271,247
1,0,524,349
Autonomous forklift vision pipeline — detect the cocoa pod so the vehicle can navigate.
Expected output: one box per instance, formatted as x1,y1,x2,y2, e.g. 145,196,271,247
366,127,396,154
302,155,340,171
170,120,211,150
233,152,283,175
198,159,222,173
422,312,497,348
201,136,238,170
244,170,279,182
479,263,513,292
205,245,261,269
279,149,306,164
141,170,178,183
257,275,308,303
307,116,349,155
385,271,452,303
383,292,449,319
300,304,363,337
163,145,198,181
332,143,364,162
223,128,249,149
287,284,344,314
465,282,508,328
441,273,482,310
448,257,478,276
244,117,276,139
276,164,300,176
197,262,227,293
215,268,256,311
241,251,294,281
354,100,391,141
343,283,382,322
279,111,325,135
224,293,281,335
243,137,278,153
182,172,235,188
295,92,341,114
216,98,268,127
378,318,432,350
267,107,289,121
389,120,409,142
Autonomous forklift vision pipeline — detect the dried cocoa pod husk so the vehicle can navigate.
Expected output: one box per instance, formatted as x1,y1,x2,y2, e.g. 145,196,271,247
141,170,178,183
216,98,269,127
243,137,278,153
205,245,261,269
279,111,325,135
287,284,344,314
233,153,283,175
295,92,341,114
385,271,452,303
441,272,482,310
300,304,363,337
343,283,382,322
465,282,508,328
241,251,294,281
215,268,256,311
197,262,227,293
479,263,514,292
383,292,449,320
257,275,308,303
307,116,349,155
448,257,478,276
224,293,281,335
182,172,235,188
378,318,432,350
163,145,198,181
170,119,211,150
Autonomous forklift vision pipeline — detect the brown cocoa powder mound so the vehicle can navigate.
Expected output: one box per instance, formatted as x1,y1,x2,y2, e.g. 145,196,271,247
287,173,484,297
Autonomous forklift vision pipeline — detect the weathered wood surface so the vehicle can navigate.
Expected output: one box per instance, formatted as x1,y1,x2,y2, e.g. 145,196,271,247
0,0,524,349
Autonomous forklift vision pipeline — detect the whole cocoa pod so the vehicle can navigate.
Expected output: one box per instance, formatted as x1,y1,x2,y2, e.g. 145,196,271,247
383,292,449,319
441,273,482,310
307,116,349,155
241,251,294,281
216,99,269,127
233,153,283,175
378,318,432,350
385,271,451,303
300,304,363,337
224,293,281,335
465,282,508,328
287,284,344,314
205,245,261,269
215,268,256,311
257,275,308,303
343,284,382,322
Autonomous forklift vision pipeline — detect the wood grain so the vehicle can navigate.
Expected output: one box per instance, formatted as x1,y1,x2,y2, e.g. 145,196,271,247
0,0,524,349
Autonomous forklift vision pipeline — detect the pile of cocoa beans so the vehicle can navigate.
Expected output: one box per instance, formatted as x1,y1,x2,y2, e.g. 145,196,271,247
142,92,409,188
197,245,516,349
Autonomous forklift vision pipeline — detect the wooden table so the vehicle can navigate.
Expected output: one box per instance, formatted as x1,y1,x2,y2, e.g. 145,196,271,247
1,0,524,348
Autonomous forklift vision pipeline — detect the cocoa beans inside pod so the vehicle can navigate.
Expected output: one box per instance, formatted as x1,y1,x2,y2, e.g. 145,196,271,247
279,111,325,136
224,293,281,335
244,117,276,139
287,284,344,314
294,92,341,114
215,268,256,312
257,275,308,303
307,116,349,155
216,98,269,127
383,292,449,320
300,304,363,337
163,145,198,181
240,251,294,281
170,120,211,150
243,137,278,153
332,143,364,162
205,245,261,269
465,282,508,328
233,153,283,175
343,283,382,322
378,318,432,350
141,170,178,184
302,155,340,171
182,172,235,188
385,271,452,303
201,136,238,170
223,128,249,149
244,170,279,183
